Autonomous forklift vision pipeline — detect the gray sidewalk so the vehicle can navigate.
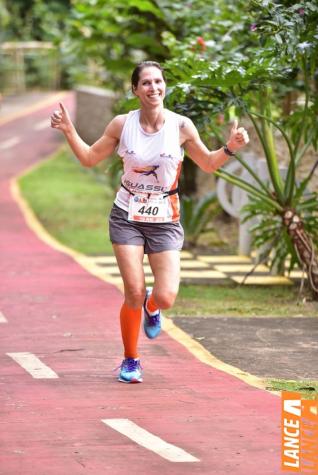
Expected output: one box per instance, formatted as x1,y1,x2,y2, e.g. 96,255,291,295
173,315,318,382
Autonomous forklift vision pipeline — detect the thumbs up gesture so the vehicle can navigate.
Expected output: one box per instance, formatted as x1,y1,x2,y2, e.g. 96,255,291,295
50,102,73,133
226,119,249,153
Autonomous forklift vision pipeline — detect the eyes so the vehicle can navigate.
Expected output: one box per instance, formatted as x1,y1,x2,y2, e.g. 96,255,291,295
141,79,163,86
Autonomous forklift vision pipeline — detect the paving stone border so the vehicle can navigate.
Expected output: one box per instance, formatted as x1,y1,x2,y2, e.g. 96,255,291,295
81,251,305,286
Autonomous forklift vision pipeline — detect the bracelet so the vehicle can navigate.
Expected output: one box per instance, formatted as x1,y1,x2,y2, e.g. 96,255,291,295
223,144,235,156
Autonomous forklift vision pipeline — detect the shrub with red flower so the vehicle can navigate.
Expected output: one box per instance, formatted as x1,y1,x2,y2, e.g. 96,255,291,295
196,36,206,51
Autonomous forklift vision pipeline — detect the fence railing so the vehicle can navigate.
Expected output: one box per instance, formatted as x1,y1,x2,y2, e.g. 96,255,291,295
0,41,60,94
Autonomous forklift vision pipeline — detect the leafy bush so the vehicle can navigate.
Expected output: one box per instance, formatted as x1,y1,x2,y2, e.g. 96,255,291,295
180,192,220,246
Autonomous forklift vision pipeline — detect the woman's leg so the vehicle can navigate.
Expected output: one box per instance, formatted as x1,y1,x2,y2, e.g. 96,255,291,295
113,244,145,358
147,250,181,310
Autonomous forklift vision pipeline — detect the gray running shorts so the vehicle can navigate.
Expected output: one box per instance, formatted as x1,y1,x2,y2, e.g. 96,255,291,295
108,203,184,254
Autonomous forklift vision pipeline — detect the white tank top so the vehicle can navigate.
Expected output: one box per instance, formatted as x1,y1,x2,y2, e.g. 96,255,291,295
114,109,184,221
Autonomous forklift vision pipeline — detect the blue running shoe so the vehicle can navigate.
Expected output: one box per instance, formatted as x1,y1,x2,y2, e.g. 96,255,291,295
118,358,143,383
143,287,162,339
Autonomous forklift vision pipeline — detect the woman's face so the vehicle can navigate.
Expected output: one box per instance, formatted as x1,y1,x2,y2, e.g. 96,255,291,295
133,66,166,107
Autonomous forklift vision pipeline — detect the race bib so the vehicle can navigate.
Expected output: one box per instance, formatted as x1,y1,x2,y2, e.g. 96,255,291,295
128,194,172,223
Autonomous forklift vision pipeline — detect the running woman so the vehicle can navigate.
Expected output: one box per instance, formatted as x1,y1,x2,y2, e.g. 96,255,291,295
50,61,249,383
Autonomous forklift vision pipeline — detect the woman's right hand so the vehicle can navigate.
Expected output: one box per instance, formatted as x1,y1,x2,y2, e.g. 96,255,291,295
50,102,73,133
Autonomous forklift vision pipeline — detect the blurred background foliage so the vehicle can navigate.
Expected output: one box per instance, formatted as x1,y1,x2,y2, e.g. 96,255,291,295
2,0,317,147
0,0,71,42
2,0,317,135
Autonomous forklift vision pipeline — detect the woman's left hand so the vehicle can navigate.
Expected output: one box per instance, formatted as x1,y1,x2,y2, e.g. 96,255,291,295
226,119,249,153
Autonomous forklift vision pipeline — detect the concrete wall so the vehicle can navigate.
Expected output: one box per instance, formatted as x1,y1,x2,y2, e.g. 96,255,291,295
75,86,118,145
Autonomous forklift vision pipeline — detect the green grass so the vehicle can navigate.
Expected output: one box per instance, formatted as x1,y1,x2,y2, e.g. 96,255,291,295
166,284,318,317
19,147,114,255
266,379,318,399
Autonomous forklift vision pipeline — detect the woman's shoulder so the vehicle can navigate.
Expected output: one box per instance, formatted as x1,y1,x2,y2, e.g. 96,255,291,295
112,113,128,126
110,109,140,140
105,114,127,140
113,109,140,127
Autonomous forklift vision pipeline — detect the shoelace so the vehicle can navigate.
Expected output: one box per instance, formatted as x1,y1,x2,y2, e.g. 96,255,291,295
147,313,160,326
113,358,143,372
123,358,141,372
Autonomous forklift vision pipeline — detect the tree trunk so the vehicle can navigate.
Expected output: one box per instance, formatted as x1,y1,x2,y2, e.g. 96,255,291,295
283,209,318,300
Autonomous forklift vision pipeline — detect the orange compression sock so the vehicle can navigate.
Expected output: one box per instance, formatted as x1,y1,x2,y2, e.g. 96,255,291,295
146,293,159,314
120,303,142,359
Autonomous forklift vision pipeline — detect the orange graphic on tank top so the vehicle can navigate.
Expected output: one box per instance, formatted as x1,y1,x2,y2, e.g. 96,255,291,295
132,165,160,182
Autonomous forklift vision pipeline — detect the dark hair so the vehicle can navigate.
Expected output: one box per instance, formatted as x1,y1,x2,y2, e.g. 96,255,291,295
131,61,166,91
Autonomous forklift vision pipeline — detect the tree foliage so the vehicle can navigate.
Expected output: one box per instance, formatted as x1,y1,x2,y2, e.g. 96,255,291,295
63,0,192,89
160,0,318,294
0,0,71,42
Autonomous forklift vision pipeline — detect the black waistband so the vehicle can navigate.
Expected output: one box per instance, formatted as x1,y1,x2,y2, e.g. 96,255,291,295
121,182,179,198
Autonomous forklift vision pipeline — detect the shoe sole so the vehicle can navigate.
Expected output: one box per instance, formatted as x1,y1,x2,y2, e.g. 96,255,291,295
143,313,163,339
143,288,162,339
118,377,143,383
143,324,161,339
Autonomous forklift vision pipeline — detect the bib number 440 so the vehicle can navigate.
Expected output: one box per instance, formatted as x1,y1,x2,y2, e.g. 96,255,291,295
138,205,159,216
128,194,172,222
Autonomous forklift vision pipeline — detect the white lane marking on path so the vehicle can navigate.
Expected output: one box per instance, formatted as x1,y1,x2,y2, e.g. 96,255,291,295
33,119,50,131
6,352,58,379
0,311,8,323
102,419,200,463
0,137,21,150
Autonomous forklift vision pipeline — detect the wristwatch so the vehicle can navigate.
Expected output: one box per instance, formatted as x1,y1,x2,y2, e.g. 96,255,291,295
223,144,235,156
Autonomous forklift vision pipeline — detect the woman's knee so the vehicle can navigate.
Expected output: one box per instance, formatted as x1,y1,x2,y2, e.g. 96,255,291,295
124,285,145,308
153,289,178,309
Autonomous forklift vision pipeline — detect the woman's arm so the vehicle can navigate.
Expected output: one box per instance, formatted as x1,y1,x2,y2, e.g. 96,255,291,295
50,102,126,167
180,116,249,173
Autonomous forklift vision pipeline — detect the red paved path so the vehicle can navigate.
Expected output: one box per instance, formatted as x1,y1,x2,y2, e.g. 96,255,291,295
0,93,284,475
